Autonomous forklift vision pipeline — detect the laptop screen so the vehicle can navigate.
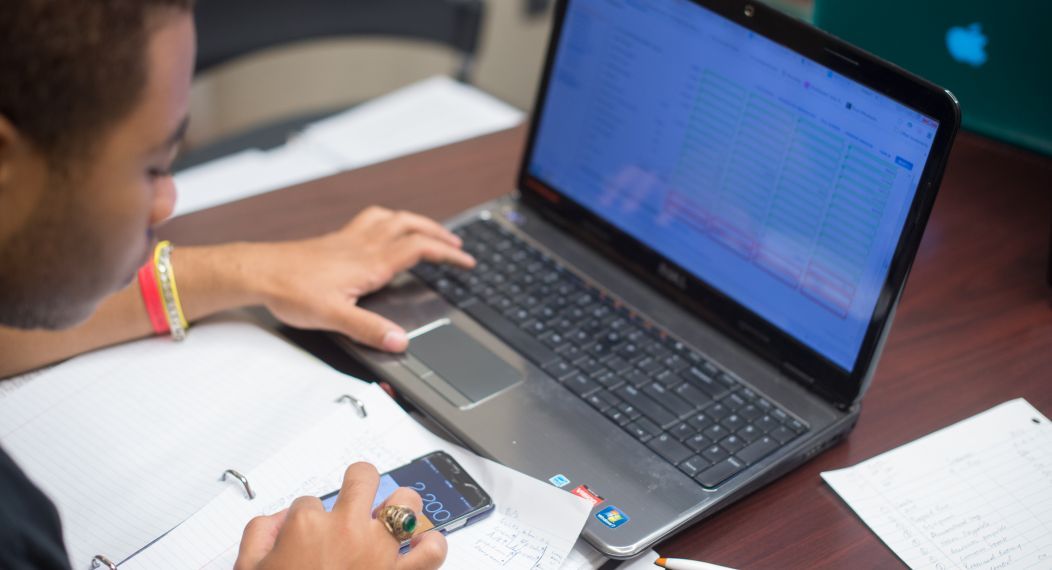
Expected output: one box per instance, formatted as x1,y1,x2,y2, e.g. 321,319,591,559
527,0,940,371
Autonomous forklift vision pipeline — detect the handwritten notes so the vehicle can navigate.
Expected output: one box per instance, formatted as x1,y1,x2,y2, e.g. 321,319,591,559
123,383,593,569
822,399,1052,570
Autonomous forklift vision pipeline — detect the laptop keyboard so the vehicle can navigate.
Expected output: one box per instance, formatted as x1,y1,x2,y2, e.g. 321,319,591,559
411,217,809,489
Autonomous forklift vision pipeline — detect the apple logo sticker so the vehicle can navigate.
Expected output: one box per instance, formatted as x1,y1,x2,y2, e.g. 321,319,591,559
946,22,988,67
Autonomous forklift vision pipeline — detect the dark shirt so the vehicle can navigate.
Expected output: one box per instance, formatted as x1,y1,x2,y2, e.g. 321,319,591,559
0,446,69,569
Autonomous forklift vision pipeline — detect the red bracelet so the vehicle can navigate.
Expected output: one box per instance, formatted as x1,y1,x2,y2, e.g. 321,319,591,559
137,260,169,335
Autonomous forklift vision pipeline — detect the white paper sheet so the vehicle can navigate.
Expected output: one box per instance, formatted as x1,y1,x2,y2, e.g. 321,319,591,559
822,399,1052,570
173,75,523,217
560,541,663,569
123,383,593,569
0,318,368,569
296,75,524,170
172,144,342,217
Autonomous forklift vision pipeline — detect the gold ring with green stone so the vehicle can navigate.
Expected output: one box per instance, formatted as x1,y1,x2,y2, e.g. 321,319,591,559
378,504,417,542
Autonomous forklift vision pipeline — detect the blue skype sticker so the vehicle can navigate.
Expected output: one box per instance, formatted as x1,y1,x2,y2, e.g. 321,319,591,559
549,474,571,488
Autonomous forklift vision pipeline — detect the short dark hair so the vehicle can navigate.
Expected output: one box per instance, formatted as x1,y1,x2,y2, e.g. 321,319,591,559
0,0,195,162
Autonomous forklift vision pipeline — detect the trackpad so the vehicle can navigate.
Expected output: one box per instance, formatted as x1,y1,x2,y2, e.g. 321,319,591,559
409,324,522,403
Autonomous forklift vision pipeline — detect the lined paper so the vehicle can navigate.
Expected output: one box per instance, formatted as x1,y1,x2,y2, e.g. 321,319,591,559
123,383,593,569
0,318,367,569
822,399,1052,570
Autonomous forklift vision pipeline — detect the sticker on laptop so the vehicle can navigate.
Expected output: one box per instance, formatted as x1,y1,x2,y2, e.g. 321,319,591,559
595,505,630,529
571,484,604,506
548,474,571,488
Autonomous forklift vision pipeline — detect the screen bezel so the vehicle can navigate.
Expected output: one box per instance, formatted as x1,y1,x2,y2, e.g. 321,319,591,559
515,0,960,408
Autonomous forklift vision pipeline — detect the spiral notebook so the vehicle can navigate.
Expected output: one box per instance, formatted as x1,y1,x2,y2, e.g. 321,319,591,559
0,317,593,569
0,317,369,568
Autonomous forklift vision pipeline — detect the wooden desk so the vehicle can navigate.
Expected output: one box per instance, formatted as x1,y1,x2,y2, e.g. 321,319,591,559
160,127,1052,568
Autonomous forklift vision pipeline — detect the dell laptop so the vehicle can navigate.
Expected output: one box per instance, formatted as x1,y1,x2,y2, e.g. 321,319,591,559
338,0,960,558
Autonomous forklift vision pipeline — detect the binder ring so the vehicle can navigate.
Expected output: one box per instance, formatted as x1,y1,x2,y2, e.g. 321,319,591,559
221,469,256,500
91,554,118,569
336,394,368,418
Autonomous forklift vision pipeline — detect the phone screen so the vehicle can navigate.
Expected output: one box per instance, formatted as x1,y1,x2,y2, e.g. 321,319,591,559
320,452,491,537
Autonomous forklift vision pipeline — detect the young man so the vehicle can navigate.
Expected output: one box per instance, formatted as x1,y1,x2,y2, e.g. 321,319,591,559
0,1,468,568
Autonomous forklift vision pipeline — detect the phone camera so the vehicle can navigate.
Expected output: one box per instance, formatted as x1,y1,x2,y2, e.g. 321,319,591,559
744,4,755,17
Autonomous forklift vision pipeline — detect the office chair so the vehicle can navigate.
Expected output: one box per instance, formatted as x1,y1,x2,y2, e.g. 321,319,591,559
177,0,485,170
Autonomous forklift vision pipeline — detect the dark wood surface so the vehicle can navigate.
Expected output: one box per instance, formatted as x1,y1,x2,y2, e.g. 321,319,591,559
159,126,1052,569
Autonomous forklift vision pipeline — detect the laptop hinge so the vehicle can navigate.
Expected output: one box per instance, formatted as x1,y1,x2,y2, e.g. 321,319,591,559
783,362,850,412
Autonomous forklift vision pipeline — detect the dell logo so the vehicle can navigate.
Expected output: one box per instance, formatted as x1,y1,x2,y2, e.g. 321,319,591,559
657,262,687,290
946,22,988,67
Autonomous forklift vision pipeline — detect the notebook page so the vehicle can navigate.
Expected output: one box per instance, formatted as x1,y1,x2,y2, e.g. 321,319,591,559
822,399,1052,570
0,317,368,569
124,383,593,569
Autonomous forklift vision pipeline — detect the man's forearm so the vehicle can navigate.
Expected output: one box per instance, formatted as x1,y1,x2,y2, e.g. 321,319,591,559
0,243,262,378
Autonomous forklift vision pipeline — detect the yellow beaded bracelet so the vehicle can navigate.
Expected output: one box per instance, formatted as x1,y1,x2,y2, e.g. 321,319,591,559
152,240,188,341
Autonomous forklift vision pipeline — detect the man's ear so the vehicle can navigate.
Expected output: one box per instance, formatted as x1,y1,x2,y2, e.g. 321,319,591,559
0,114,16,186
0,114,46,238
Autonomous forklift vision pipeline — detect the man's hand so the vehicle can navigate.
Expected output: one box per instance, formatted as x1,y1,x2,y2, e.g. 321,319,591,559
234,462,448,570
248,206,475,352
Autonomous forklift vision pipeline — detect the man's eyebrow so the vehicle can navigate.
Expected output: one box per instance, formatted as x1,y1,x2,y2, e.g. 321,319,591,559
156,115,190,152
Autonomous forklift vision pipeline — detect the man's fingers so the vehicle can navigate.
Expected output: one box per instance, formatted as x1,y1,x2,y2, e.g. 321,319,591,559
390,235,476,272
336,305,408,352
331,462,382,521
233,510,288,570
374,487,424,520
397,530,448,570
384,211,462,246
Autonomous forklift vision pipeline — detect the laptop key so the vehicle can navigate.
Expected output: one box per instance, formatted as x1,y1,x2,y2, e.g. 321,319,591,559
653,369,679,388
735,436,779,466
737,424,762,443
706,403,732,420
669,422,695,441
647,434,693,465
719,434,746,453
755,414,778,433
604,408,631,427
602,356,631,373
695,457,745,489
685,433,709,453
674,383,712,409
617,402,642,421
769,425,795,444
722,392,747,410
593,370,622,390
542,359,576,381
643,383,696,418
740,403,763,421
662,354,690,373
703,424,729,441
616,385,677,428
681,367,727,398
678,455,709,478
686,411,715,431
721,413,745,431
564,374,600,398
460,301,559,368
626,418,661,442
619,369,650,389
577,357,604,377
701,444,729,464
586,390,621,413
